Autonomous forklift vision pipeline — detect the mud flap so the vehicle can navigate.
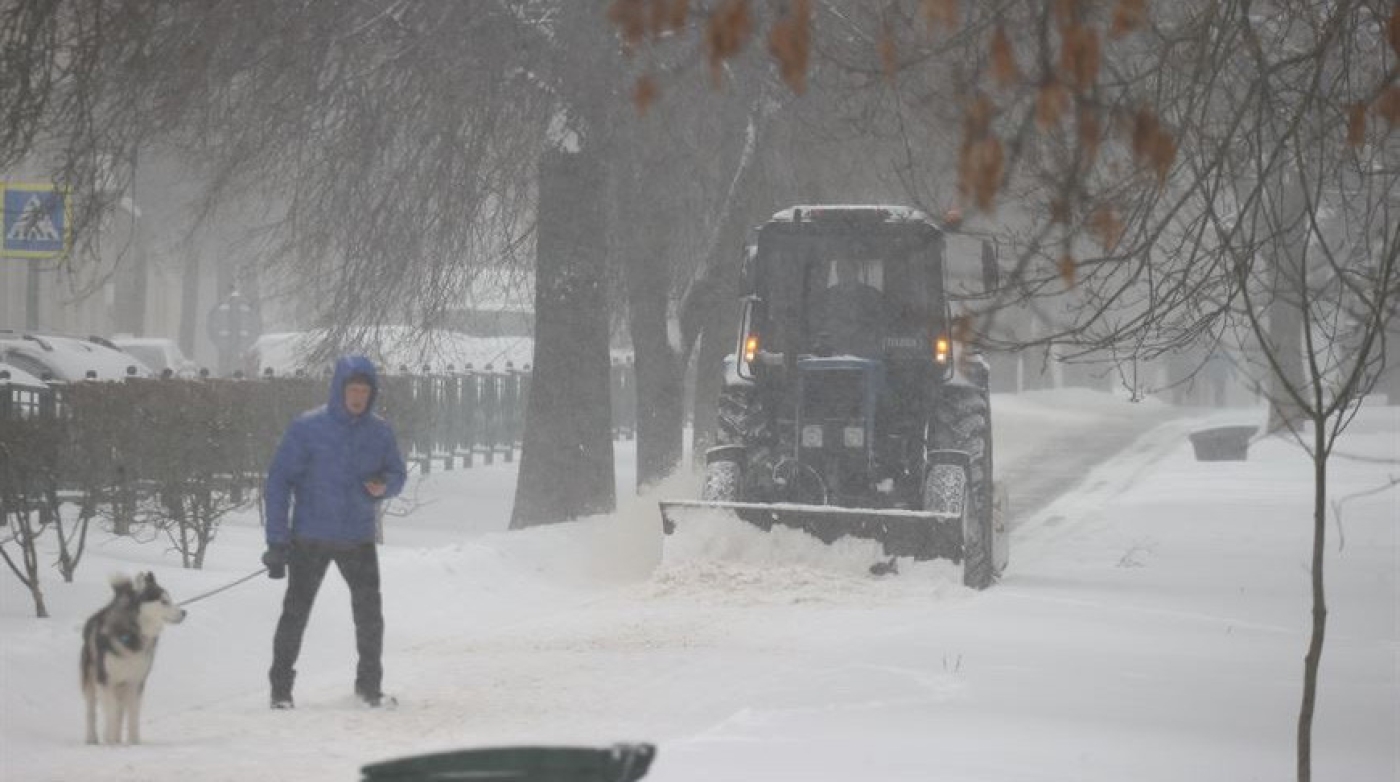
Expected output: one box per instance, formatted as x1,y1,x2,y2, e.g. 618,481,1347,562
659,500,964,562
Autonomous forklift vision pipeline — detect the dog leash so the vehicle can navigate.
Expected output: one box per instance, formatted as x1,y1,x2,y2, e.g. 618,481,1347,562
179,568,269,607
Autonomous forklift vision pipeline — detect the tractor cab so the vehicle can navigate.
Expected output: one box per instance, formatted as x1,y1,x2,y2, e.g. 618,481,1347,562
738,206,952,376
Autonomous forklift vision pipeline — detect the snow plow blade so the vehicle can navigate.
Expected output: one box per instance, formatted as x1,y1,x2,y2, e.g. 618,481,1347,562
658,500,965,563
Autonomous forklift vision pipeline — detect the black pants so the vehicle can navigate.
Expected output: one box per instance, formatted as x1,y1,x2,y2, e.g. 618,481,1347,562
269,539,383,698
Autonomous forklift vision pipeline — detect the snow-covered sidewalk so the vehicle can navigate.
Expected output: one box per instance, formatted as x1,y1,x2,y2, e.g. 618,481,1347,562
2,390,1396,782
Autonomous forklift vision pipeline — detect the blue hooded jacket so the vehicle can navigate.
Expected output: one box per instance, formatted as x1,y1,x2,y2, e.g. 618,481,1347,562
265,355,407,546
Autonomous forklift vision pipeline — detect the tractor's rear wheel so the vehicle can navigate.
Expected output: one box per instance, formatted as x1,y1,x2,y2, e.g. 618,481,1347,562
712,385,772,501
701,459,741,502
715,385,769,448
931,387,995,589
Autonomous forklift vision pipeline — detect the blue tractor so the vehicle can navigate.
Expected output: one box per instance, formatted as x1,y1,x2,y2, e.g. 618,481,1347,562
660,205,1006,588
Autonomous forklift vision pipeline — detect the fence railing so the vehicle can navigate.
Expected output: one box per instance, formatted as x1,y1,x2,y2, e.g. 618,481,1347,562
378,367,531,472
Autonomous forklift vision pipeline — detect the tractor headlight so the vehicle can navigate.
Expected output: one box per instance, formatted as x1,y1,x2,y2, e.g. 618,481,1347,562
801,424,824,448
843,426,865,448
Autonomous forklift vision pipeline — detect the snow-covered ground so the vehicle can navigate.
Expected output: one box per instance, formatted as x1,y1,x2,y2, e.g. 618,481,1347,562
2,389,1396,782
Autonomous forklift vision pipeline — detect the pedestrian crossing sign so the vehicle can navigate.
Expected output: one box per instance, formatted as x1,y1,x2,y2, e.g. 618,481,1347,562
2,182,70,259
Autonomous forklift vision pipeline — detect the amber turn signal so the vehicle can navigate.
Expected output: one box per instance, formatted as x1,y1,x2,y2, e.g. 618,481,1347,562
934,336,951,365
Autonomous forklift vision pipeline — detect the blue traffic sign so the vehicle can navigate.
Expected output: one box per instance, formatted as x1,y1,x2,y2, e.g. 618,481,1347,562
2,183,69,259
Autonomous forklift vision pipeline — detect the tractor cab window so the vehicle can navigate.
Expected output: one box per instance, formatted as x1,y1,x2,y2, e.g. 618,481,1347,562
821,257,884,290
809,257,889,357
756,227,939,361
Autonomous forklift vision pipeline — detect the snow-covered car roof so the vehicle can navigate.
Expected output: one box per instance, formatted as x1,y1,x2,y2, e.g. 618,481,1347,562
0,360,47,389
0,333,153,382
111,336,175,348
766,204,938,225
110,336,199,376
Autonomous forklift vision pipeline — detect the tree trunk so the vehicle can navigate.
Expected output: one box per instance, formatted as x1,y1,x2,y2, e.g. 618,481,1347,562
1380,322,1400,405
112,470,135,536
115,153,149,337
1267,175,1308,432
623,237,684,490
1296,420,1329,782
687,244,743,458
511,149,615,528
179,251,202,363
0,509,49,618
1266,285,1306,431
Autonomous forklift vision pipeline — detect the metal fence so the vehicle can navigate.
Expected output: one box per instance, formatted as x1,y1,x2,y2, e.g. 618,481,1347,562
378,367,531,473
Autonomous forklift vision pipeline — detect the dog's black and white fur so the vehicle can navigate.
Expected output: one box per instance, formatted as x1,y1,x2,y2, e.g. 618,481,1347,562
81,572,186,745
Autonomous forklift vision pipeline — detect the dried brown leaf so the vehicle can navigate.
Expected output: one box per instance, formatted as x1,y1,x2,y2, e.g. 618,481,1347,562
964,94,993,137
648,0,666,37
922,0,960,33
990,25,1020,88
1110,0,1147,38
706,0,752,86
1088,206,1125,251
1053,0,1079,31
768,0,811,93
879,25,899,82
633,75,659,116
958,136,1004,212
1347,102,1367,147
1377,87,1400,129
1058,253,1078,285
959,94,1002,210
1389,5,1400,59
665,0,690,32
1049,198,1071,224
608,0,649,51
1035,80,1069,130
964,93,996,138
1059,24,1100,94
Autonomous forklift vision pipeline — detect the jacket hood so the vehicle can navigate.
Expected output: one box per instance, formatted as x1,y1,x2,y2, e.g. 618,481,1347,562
328,355,379,421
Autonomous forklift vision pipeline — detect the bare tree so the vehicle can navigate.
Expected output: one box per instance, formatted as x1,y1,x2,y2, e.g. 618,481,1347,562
0,435,55,618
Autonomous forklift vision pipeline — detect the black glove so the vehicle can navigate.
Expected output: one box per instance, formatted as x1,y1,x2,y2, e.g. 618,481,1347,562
262,545,289,579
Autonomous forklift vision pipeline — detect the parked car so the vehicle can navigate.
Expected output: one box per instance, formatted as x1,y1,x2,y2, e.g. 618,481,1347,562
0,331,153,382
0,359,50,418
0,360,47,390
110,335,200,378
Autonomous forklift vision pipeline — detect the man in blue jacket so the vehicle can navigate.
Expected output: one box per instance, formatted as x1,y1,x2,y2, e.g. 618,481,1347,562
262,355,407,709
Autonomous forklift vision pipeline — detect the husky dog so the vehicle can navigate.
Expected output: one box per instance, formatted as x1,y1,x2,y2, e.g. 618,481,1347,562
81,572,187,745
